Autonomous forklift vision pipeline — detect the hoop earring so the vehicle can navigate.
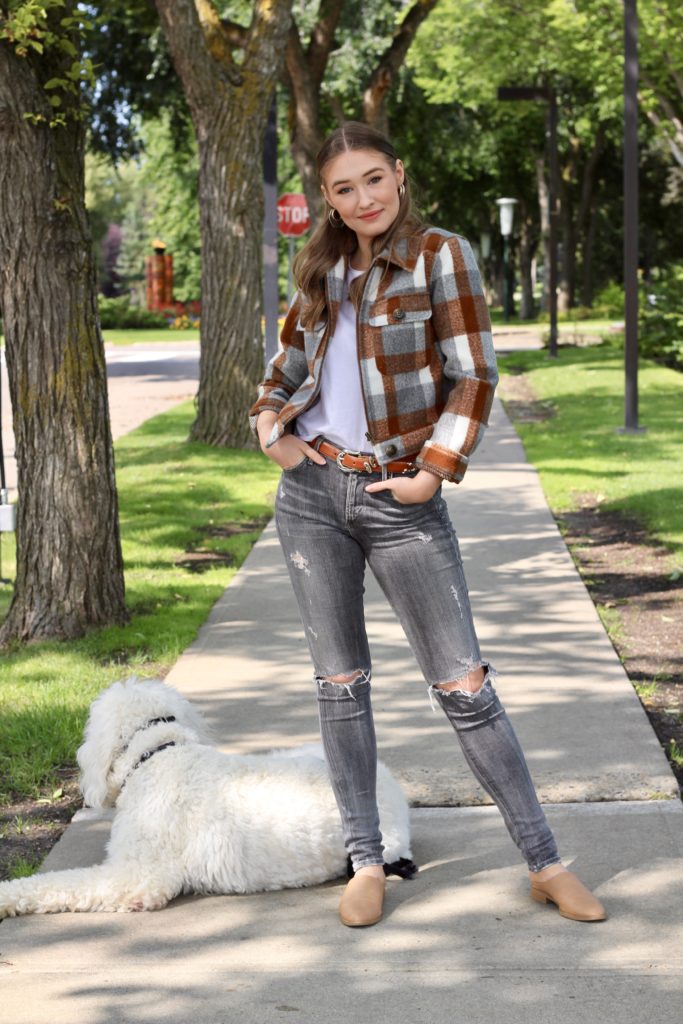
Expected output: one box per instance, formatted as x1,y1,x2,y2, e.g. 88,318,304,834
398,183,406,199
328,207,342,226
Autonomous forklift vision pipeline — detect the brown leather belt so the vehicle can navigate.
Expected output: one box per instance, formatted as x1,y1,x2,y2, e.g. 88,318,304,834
308,436,417,475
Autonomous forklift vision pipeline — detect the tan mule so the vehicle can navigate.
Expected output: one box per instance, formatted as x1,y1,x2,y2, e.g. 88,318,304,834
338,873,386,927
530,869,607,922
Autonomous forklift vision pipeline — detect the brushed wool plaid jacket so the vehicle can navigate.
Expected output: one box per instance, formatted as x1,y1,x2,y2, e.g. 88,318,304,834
248,226,498,484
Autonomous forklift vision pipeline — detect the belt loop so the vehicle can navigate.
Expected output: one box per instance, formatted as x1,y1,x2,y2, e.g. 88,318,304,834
382,464,388,481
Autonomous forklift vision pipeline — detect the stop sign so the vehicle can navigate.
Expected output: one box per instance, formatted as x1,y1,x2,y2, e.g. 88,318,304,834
277,193,310,237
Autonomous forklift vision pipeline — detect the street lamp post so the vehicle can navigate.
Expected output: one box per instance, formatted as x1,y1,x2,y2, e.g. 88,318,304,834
617,0,645,436
496,198,517,322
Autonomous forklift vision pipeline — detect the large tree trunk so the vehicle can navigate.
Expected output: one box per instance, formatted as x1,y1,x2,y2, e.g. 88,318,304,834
0,15,127,643
154,0,293,448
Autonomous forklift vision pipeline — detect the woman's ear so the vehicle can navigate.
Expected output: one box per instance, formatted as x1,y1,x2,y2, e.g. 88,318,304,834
395,159,405,188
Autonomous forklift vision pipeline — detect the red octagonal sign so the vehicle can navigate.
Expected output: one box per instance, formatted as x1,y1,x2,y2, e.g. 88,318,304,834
277,193,310,237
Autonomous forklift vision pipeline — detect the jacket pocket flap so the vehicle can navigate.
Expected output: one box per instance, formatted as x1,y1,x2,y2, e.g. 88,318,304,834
368,294,433,327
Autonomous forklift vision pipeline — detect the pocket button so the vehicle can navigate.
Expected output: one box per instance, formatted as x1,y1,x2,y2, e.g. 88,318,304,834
392,308,405,321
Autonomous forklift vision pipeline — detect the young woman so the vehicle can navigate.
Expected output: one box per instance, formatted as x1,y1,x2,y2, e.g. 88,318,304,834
248,121,606,928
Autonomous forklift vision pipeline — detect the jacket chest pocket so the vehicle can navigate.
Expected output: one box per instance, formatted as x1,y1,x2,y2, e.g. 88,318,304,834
368,294,433,373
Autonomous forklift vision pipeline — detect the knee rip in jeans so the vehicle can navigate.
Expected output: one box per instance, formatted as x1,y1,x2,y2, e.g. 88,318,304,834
427,660,497,712
315,668,371,701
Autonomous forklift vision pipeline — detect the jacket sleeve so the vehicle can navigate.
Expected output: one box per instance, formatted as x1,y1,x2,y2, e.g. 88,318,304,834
247,291,309,441
415,234,499,484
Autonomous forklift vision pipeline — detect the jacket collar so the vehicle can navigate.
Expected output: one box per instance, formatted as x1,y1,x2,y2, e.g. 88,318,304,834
328,227,428,286
375,231,426,272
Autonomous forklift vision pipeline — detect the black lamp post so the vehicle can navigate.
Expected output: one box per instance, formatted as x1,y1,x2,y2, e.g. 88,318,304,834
617,0,645,436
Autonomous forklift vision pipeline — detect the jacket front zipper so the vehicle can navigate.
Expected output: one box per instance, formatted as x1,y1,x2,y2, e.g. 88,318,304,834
280,257,379,445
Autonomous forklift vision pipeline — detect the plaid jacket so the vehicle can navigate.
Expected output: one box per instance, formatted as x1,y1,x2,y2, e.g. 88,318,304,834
248,226,498,483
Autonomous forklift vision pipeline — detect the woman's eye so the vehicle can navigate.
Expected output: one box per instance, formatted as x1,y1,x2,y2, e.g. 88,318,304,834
369,176,382,184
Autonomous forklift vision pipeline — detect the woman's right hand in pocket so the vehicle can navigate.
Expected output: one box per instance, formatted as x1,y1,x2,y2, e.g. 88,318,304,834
256,413,325,470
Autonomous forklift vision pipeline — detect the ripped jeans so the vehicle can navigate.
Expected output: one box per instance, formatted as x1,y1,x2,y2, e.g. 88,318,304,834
274,445,560,874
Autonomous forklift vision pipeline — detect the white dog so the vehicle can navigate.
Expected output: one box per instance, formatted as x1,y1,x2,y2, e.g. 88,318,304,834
0,677,414,918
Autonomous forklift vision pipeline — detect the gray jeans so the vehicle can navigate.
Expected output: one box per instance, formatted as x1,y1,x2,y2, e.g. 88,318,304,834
274,444,560,874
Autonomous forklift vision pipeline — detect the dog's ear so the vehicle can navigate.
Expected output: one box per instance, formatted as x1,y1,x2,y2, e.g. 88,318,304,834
76,681,126,808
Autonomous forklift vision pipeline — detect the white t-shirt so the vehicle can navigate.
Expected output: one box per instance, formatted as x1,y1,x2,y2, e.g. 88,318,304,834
294,264,371,452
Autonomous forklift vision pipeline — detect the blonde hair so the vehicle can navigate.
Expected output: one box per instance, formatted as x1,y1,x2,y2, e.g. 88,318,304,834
292,121,424,329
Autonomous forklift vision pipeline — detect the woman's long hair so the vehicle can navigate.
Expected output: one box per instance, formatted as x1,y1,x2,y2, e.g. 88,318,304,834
293,121,425,329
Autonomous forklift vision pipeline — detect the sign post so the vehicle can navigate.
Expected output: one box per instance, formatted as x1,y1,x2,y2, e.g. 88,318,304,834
277,193,311,303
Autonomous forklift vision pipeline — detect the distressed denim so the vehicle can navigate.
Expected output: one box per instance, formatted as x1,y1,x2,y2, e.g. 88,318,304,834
274,443,560,874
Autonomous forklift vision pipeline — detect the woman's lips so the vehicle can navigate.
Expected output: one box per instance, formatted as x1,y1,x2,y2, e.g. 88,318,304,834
359,210,382,221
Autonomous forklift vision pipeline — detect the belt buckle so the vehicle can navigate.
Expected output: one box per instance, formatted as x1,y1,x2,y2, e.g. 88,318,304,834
336,447,362,473
336,448,379,474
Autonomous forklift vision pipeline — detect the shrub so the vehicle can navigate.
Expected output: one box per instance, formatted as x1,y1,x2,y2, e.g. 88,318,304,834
592,282,625,318
639,264,683,371
97,297,169,330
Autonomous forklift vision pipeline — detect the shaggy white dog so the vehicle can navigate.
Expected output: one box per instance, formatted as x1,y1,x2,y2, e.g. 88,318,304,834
0,676,414,918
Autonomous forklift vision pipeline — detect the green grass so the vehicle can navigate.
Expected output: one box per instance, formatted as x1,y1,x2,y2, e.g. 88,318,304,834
101,328,200,345
0,402,281,802
100,319,285,346
489,309,618,330
4,855,44,880
497,341,683,564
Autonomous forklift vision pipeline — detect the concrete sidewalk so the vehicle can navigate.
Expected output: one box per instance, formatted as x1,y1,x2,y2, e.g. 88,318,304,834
1,392,682,1023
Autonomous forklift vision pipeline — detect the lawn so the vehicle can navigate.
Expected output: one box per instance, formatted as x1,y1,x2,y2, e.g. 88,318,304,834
0,403,281,801
496,341,683,562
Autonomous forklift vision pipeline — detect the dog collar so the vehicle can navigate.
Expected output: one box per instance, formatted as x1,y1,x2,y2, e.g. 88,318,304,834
119,741,177,791
116,716,176,758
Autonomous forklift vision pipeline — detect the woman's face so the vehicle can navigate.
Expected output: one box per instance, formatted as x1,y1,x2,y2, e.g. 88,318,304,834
321,148,405,244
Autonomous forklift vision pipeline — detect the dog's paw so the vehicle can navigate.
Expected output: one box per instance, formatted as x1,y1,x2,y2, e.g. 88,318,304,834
126,896,168,912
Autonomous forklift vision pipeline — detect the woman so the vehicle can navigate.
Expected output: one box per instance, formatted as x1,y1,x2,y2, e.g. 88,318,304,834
248,121,606,928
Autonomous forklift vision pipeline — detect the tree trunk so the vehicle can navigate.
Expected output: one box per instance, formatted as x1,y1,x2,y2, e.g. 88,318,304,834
535,155,550,313
362,0,439,132
154,0,293,448
518,203,537,321
581,199,598,307
284,24,325,227
282,0,437,227
0,19,127,643
282,2,344,227
558,173,574,312
577,126,605,308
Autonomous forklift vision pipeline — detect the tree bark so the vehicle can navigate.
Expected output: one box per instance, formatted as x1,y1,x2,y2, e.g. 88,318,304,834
154,0,293,448
282,1,343,226
281,0,437,228
0,13,127,643
362,0,438,133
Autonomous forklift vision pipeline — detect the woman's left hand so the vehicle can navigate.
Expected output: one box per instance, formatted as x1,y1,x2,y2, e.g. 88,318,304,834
365,469,443,505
